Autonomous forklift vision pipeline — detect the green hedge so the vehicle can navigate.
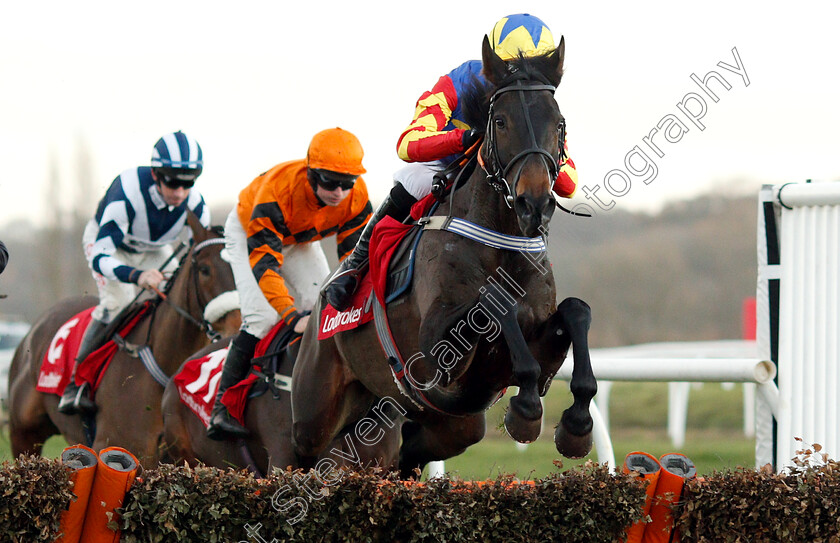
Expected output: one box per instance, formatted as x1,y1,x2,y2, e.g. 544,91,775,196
117,461,644,542
2,455,839,542
678,457,840,542
0,455,74,543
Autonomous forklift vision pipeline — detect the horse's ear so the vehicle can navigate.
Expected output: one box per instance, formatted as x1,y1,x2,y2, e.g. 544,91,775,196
481,35,508,85
186,209,208,244
547,36,565,88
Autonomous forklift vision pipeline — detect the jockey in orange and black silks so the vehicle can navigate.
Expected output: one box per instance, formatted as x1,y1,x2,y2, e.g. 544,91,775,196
324,13,577,313
206,127,373,441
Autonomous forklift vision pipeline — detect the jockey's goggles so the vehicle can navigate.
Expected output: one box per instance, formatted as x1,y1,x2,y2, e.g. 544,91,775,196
313,169,358,191
160,176,196,189
154,166,200,190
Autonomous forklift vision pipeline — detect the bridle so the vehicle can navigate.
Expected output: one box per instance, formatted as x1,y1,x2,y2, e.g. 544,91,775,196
481,76,562,209
154,236,230,342
112,231,236,388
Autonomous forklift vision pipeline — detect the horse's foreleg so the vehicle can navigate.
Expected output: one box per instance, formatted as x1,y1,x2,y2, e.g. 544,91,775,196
291,338,371,470
553,297,596,458
398,414,485,479
8,386,56,458
481,284,543,443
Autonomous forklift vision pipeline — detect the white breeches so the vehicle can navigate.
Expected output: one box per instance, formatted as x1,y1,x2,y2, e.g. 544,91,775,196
224,209,330,339
83,219,177,323
392,161,442,201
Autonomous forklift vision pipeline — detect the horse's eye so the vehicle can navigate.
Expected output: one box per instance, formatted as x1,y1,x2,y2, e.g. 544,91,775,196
494,117,506,129
198,265,211,276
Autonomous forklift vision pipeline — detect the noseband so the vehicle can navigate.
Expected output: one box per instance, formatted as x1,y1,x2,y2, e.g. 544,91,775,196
162,236,231,341
482,77,561,208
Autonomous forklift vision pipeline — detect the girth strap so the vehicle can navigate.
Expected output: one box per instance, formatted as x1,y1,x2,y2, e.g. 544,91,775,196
138,345,170,387
372,295,456,415
418,216,546,253
111,334,170,387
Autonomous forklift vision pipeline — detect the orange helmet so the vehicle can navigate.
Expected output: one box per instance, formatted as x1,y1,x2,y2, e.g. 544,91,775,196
306,127,366,175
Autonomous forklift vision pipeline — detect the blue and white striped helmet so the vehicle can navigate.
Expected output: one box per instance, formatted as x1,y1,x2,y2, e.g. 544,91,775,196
151,131,203,179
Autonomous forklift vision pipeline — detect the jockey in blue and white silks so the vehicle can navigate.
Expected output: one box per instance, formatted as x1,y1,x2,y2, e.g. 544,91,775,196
60,130,209,415
86,165,209,286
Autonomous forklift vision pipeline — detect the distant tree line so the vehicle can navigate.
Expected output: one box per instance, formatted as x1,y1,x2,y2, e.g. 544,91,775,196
549,196,757,347
0,143,757,350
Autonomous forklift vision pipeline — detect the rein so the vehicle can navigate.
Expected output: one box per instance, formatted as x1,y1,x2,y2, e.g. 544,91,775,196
132,236,230,386
482,78,559,208
153,237,228,342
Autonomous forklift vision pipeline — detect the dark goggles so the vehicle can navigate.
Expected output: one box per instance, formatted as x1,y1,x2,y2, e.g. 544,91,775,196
155,167,199,189
160,176,195,189
314,170,358,191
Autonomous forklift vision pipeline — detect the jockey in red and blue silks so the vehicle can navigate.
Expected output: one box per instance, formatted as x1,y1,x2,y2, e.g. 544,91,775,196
325,13,578,311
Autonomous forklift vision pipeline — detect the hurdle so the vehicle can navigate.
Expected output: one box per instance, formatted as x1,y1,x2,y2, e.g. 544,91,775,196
554,355,778,471
757,181,840,470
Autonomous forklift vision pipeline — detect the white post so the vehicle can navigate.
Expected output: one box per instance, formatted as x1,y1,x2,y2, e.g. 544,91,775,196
426,460,446,479
667,382,690,448
590,399,615,472
743,383,755,438
755,185,780,467
595,380,613,433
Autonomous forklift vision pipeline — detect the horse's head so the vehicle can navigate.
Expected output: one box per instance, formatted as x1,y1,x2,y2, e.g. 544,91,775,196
480,35,565,237
181,211,241,335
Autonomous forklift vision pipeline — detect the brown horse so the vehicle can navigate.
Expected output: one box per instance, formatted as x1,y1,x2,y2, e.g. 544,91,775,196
8,212,240,466
161,333,401,475
292,37,597,478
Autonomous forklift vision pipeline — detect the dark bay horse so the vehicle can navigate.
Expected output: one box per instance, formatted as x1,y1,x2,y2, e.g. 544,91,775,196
161,334,401,474
292,36,597,477
8,212,240,466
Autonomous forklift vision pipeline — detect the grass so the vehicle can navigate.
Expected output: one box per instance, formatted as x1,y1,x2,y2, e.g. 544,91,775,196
436,380,756,479
0,432,67,462
0,381,756,478
439,428,754,480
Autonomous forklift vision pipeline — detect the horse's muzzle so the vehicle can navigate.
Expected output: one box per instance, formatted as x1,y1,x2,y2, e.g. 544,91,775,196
514,193,555,237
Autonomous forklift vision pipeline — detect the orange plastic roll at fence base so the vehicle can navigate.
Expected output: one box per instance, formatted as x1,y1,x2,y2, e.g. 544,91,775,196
79,447,139,543
641,453,697,543
55,445,99,543
622,451,661,543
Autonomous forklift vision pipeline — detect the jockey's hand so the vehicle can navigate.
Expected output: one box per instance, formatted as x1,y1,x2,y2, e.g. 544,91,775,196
461,128,481,151
137,269,165,290
293,314,310,334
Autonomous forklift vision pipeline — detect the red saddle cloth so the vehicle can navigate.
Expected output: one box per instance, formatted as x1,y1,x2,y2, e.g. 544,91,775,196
36,306,148,396
317,274,374,340
317,192,438,339
369,193,437,303
171,345,230,427
172,321,292,427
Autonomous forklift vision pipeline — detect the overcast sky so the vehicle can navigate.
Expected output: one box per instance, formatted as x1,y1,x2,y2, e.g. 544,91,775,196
2,0,838,228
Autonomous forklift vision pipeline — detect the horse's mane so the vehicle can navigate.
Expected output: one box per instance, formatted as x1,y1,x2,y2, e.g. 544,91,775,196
461,52,563,134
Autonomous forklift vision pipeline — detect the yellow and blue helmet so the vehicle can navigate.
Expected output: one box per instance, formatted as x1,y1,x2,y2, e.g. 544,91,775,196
488,13,555,61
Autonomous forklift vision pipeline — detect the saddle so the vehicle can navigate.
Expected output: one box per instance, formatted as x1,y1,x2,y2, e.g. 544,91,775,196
37,303,151,396
173,320,300,427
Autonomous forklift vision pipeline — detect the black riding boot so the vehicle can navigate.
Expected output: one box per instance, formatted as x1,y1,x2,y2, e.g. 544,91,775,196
206,331,260,441
324,184,417,311
58,318,107,415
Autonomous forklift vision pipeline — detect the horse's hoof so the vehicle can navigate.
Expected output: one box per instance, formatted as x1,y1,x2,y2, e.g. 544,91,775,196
554,423,593,459
504,408,542,444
